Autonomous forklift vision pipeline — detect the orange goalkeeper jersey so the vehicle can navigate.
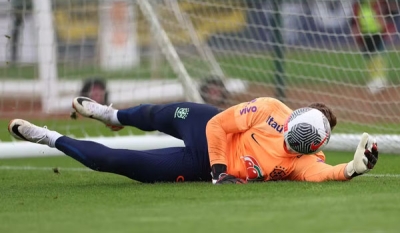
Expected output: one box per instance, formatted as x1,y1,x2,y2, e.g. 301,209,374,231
206,97,349,182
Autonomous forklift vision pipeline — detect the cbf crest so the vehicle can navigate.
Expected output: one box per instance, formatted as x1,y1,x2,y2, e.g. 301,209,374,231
174,107,190,119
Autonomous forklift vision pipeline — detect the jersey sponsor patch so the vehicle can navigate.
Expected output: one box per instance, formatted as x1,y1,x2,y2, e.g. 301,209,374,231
242,156,264,181
239,98,258,115
266,116,284,133
240,106,257,115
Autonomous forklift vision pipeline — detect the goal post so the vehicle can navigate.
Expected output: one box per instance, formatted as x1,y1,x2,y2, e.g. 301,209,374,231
34,0,59,113
136,0,204,103
1,0,400,158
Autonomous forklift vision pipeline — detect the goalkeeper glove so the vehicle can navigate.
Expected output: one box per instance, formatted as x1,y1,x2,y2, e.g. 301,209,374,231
211,164,247,184
345,132,379,178
215,173,247,185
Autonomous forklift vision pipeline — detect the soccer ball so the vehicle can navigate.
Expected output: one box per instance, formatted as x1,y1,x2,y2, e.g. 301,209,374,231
284,107,331,154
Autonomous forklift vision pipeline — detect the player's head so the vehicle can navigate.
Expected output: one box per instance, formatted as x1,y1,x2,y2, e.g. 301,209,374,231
199,76,229,106
80,78,109,105
308,102,337,130
283,107,331,155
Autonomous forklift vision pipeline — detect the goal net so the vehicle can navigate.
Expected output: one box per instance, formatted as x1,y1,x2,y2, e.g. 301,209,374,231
1,0,399,158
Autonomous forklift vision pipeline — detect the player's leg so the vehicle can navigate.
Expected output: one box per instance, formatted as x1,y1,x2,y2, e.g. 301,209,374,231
72,97,220,177
8,119,210,183
115,102,218,178
73,97,221,142
364,34,387,93
116,102,221,145
371,34,386,79
55,137,206,182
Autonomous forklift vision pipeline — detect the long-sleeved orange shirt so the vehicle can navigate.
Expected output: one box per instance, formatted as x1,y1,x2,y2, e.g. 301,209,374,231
206,97,349,182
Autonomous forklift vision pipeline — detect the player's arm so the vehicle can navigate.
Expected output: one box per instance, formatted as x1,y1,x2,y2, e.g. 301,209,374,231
291,156,349,182
292,133,379,182
206,98,270,184
206,106,242,184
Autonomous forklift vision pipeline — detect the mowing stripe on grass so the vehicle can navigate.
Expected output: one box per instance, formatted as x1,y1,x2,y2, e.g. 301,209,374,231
0,166,399,178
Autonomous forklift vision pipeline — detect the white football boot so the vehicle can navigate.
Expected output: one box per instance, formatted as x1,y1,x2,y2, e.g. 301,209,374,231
8,119,50,145
367,77,388,94
72,97,123,131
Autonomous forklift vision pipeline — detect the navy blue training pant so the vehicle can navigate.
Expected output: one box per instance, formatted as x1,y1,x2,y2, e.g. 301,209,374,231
55,102,221,183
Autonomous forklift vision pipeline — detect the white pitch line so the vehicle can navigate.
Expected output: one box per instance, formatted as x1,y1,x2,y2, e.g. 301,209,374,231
0,166,400,178
363,174,400,178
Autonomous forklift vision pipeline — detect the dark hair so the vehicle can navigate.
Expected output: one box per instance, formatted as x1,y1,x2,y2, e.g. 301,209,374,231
199,77,228,105
80,78,108,104
308,102,337,130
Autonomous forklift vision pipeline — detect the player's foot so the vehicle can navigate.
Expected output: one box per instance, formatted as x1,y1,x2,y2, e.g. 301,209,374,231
367,77,388,94
72,97,123,131
8,119,50,145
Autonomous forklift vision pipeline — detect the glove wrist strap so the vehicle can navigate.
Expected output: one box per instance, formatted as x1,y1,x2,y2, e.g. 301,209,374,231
211,164,227,184
346,161,361,178
211,164,227,179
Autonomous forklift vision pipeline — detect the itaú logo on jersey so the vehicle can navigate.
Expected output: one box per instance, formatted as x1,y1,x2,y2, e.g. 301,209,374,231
266,116,284,133
243,156,264,181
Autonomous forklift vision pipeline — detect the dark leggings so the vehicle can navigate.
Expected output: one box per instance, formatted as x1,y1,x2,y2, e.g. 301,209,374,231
55,102,221,183
362,34,384,56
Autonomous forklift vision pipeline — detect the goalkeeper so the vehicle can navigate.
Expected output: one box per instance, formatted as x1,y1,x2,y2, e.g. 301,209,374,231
8,97,378,184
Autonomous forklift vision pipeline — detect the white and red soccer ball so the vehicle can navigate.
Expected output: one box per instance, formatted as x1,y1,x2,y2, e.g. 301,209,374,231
284,107,331,155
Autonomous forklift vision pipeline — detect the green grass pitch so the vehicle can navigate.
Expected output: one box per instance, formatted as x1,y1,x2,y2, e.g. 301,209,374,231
1,152,400,233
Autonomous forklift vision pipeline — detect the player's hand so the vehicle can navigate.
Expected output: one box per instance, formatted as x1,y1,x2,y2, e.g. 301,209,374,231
215,173,247,185
346,133,379,178
354,133,378,173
